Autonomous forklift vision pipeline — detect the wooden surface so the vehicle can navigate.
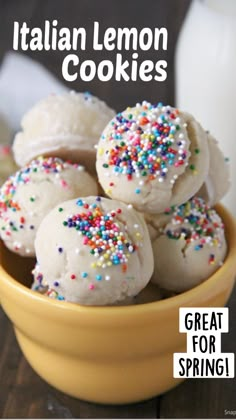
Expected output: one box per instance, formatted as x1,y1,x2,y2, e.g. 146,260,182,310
0,0,236,418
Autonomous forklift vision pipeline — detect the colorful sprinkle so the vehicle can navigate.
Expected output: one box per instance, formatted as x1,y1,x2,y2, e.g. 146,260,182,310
0,157,86,254
0,156,84,215
99,102,190,187
60,179,68,188
0,145,11,158
82,272,88,278
164,197,225,257
209,254,216,265
63,198,138,272
46,289,65,300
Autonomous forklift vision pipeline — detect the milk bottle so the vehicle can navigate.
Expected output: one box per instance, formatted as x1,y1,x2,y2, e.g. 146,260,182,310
175,0,236,214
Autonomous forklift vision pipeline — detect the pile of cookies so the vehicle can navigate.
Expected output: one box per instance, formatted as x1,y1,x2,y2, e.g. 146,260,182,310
0,113,18,186
0,92,230,305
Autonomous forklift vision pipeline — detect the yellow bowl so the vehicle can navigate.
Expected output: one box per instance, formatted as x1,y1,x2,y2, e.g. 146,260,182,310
0,204,236,404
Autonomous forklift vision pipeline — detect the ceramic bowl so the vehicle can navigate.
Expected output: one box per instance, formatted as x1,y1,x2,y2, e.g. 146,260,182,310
0,204,235,404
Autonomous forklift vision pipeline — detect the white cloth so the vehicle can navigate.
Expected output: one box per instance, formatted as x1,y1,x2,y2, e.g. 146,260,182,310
0,52,68,132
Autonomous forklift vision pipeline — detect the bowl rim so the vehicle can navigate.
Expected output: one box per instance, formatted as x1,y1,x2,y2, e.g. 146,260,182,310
0,203,236,317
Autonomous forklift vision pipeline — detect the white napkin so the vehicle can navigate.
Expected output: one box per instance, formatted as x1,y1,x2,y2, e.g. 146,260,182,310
0,51,69,133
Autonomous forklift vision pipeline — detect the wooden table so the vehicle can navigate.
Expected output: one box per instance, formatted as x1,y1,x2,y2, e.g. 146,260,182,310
0,0,236,417
0,287,235,419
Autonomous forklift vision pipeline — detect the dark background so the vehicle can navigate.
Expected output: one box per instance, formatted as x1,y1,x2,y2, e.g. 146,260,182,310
1,1,236,419
0,0,190,111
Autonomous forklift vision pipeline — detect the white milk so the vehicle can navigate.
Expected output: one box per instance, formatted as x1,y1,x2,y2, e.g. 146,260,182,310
175,0,236,214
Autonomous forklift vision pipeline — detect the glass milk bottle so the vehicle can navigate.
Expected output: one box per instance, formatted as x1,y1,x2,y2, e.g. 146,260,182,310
175,0,236,215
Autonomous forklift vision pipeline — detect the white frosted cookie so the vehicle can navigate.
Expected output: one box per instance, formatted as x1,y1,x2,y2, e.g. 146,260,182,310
34,196,154,306
96,102,209,213
143,131,230,240
151,197,227,293
13,91,115,172
197,132,230,206
0,156,98,256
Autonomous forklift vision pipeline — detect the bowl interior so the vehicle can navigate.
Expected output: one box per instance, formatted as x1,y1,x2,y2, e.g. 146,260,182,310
0,241,35,288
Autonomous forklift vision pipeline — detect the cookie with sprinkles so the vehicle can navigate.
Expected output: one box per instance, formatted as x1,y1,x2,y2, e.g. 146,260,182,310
143,132,230,240
34,196,154,306
13,91,115,173
96,102,209,213
0,156,98,256
31,264,137,305
151,197,227,292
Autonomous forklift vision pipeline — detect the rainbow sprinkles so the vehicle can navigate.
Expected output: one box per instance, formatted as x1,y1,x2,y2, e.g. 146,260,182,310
62,197,136,272
99,102,190,187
